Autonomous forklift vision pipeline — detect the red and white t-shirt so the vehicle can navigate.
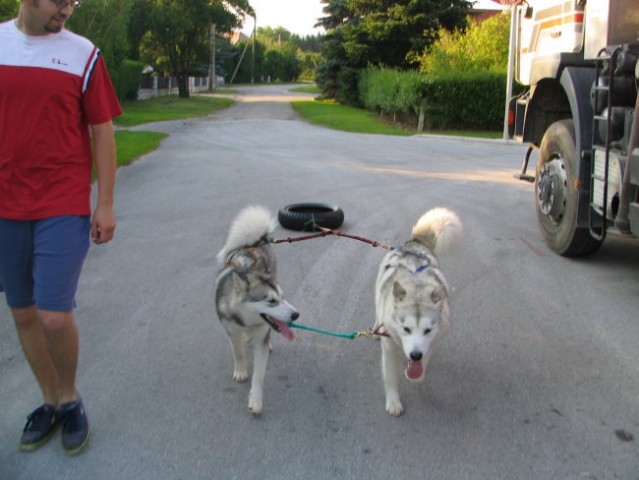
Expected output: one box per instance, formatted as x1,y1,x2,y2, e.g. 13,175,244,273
0,20,122,220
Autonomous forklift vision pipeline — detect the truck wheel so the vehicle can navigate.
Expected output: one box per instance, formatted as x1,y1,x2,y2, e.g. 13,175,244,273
535,119,602,256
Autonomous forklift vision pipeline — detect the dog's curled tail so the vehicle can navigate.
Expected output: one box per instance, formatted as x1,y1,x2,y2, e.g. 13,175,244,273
217,205,275,263
411,207,463,256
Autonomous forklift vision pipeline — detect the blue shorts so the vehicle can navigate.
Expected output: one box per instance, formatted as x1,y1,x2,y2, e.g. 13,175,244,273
0,216,90,311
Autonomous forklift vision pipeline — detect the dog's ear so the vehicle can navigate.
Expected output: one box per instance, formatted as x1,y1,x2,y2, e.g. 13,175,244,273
392,281,406,301
231,270,248,290
253,256,266,272
430,285,446,305
252,255,272,275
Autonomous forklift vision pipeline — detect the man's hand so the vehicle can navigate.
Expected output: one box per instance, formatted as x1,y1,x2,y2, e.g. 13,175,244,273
91,204,116,244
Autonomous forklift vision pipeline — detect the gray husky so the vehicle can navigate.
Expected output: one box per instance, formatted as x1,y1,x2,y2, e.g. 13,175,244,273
215,206,299,415
375,207,463,416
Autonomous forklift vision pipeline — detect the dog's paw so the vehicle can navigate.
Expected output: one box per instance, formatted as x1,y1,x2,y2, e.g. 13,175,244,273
385,399,404,417
233,370,249,382
248,393,263,416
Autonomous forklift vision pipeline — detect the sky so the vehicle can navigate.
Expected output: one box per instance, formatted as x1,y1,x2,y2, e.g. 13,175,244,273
241,0,504,38
241,0,325,37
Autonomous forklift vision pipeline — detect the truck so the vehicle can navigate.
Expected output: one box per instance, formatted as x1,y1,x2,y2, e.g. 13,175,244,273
507,0,639,256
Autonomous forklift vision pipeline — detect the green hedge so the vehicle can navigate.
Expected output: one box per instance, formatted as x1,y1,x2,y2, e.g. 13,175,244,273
112,60,144,101
359,68,425,115
358,67,518,131
421,71,508,130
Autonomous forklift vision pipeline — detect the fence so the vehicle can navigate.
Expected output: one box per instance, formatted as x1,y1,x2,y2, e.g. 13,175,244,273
137,75,225,100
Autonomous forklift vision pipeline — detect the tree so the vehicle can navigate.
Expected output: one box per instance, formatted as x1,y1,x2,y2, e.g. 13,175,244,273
255,27,303,82
319,0,470,69
298,50,323,81
263,43,301,82
66,0,133,73
223,38,266,84
258,26,293,45
132,0,253,98
316,0,471,102
256,25,324,54
417,12,510,75
295,34,324,54
0,0,19,20
223,26,322,84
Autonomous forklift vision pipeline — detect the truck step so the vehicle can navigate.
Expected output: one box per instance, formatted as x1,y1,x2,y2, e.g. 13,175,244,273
513,173,535,183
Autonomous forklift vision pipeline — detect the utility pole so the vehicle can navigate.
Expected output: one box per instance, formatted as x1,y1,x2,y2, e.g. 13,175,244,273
503,5,517,139
208,23,216,92
251,14,256,84
229,14,257,86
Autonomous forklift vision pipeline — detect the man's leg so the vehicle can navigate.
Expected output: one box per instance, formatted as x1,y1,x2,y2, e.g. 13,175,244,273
37,309,80,405
31,215,88,406
12,306,71,451
12,306,61,407
9,216,90,452
13,307,85,452
36,308,88,455
31,216,90,454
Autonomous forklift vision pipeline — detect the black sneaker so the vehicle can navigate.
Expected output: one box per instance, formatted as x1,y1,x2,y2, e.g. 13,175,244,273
19,404,61,451
58,397,90,455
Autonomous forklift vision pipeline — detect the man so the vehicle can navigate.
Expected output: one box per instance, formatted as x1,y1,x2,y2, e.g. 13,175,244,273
0,0,122,455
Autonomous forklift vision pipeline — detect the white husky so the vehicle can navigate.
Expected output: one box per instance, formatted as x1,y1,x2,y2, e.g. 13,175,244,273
374,208,463,416
215,206,299,415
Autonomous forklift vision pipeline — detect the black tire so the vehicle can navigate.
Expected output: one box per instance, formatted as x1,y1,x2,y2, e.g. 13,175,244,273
535,119,602,256
278,203,344,231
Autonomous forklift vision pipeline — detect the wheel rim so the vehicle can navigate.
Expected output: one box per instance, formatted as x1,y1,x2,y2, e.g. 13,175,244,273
537,156,567,225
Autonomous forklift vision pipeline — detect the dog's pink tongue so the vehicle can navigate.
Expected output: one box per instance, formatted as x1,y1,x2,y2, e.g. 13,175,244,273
406,360,423,380
275,320,295,341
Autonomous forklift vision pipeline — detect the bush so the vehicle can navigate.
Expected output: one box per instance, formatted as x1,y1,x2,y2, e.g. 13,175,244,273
335,67,362,107
112,60,144,101
358,67,519,131
315,59,341,100
418,13,511,76
342,13,517,131
359,67,424,115
421,71,508,130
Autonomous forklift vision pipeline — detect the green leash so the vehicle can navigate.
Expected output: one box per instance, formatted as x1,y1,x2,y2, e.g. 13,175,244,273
289,322,389,340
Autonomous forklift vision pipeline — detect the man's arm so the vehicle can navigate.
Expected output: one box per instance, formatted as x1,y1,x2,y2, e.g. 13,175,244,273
90,120,117,244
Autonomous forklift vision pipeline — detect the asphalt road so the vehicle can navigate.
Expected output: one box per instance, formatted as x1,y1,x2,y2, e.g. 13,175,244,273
1,84,638,480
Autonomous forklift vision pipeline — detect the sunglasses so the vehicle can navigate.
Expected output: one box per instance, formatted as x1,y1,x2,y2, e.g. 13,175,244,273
49,0,82,8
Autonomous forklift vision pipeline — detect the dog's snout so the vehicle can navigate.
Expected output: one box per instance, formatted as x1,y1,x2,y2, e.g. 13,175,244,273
290,311,299,321
409,351,423,362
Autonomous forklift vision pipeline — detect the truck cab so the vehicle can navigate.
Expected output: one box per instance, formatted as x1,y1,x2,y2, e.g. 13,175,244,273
508,0,639,256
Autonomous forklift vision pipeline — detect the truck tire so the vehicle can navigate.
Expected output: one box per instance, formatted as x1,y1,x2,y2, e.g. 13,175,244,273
535,119,602,256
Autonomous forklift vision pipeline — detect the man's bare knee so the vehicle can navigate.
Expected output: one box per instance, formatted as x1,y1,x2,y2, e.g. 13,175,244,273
11,306,38,328
38,310,74,333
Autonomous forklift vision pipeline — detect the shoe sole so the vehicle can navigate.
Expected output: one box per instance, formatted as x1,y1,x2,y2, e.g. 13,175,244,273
63,429,90,456
19,425,59,452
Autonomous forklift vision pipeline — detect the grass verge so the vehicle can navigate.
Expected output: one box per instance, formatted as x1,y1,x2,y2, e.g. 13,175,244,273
292,99,501,138
112,95,232,170
292,100,414,136
115,130,168,168
116,95,233,127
